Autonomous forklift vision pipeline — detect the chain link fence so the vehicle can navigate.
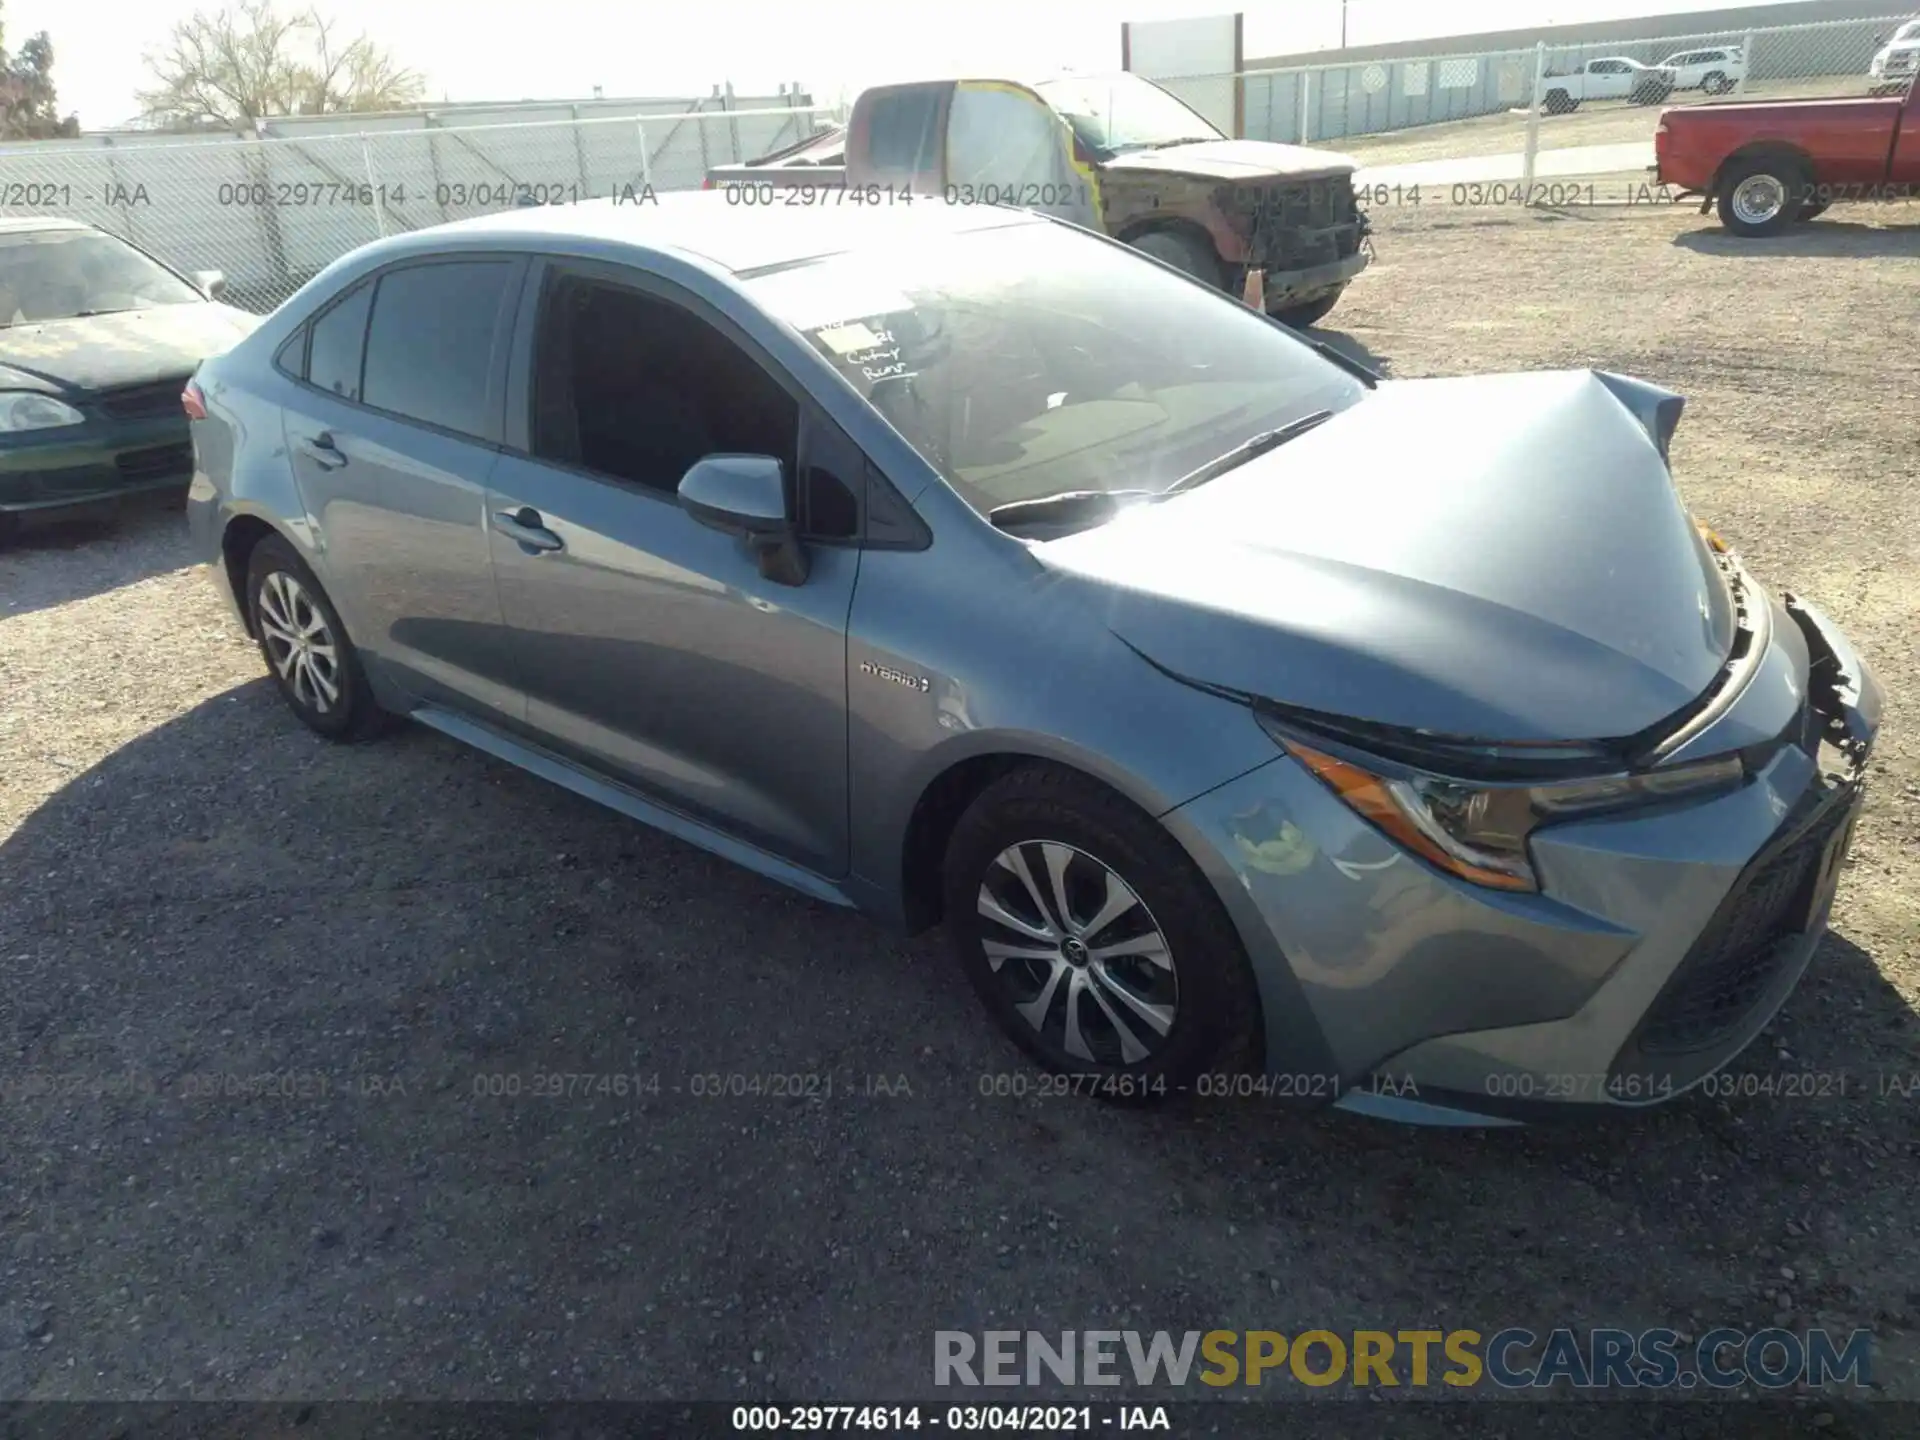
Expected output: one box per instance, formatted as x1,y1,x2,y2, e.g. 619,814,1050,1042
0,103,839,312
1167,12,1913,204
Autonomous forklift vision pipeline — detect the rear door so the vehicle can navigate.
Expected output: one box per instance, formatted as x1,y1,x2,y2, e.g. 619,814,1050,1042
281,255,528,725
483,258,865,875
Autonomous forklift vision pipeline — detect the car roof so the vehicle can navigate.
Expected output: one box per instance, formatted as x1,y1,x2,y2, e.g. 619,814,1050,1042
407,190,1045,276
0,216,94,236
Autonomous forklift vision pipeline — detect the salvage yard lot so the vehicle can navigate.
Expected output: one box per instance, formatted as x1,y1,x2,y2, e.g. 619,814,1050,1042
2,200,1917,1420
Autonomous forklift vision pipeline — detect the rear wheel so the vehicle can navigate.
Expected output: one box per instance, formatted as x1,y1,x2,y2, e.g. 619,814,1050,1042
1716,156,1807,236
1127,229,1223,289
1543,89,1576,114
1702,71,1732,94
245,534,395,741
943,765,1263,1101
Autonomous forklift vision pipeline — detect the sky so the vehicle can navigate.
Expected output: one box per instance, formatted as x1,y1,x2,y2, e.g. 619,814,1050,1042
12,0,1828,129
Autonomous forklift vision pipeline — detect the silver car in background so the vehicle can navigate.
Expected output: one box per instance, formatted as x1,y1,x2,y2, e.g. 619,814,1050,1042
186,195,1880,1124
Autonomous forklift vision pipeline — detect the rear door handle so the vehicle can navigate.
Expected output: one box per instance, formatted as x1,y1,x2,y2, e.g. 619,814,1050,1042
297,432,348,470
491,506,564,554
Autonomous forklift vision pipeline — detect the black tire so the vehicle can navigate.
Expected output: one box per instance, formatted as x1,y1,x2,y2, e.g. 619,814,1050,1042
1799,200,1830,221
1715,154,1808,237
1127,229,1224,289
943,765,1264,1102
1271,288,1344,329
244,533,395,741
1702,71,1731,95
1544,89,1576,115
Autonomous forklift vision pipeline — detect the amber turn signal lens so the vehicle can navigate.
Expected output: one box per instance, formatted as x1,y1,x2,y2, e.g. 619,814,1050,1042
1278,739,1537,892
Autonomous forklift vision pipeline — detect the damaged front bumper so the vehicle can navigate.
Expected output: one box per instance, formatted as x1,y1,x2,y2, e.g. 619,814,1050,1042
1160,584,1880,1125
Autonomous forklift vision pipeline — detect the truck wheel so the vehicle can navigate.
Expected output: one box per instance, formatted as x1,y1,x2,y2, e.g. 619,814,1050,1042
1715,156,1806,236
1702,71,1731,94
1544,89,1575,114
1128,229,1223,288
1271,289,1344,329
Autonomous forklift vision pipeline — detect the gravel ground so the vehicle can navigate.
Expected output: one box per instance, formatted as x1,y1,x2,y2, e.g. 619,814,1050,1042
2,202,1918,1428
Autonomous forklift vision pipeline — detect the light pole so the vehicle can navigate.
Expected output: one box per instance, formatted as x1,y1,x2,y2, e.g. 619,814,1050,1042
1340,0,1349,49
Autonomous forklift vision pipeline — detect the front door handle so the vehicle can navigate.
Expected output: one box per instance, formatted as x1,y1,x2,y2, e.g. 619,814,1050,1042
297,432,348,470
491,506,564,554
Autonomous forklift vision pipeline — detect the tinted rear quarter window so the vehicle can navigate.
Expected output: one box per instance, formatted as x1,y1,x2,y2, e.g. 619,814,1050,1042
306,281,373,400
361,261,516,439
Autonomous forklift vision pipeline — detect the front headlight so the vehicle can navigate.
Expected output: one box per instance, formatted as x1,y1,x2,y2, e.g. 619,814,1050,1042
0,392,85,434
1266,725,1745,893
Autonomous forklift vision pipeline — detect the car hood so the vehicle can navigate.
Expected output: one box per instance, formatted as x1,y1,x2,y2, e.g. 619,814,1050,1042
1038,370,1737,745
1103,138,1357,183
0,302,261,395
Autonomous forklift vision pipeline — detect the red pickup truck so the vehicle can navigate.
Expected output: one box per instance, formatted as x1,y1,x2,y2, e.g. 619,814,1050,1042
1654,75,1918,235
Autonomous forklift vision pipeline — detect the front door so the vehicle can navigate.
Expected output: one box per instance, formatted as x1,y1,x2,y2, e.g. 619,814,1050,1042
485,263,861,875
945,80,1103,230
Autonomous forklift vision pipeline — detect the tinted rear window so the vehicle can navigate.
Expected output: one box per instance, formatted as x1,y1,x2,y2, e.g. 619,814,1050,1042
361,261,516,439
306,281,372,400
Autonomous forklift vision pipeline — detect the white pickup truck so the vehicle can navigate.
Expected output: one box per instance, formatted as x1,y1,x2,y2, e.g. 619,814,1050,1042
1538,57,1677,113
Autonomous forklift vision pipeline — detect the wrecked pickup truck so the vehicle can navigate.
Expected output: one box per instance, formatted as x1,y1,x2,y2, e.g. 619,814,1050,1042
705,72,1372,327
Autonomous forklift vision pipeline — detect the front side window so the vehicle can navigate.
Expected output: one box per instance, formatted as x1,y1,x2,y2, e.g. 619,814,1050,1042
1031,73,1222,156
745,215,1365,525
0,228,202,326
531,275,798,500
361,261,516,439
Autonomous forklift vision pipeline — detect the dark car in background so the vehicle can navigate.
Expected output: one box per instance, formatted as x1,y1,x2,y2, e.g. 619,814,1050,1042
0,218,258,534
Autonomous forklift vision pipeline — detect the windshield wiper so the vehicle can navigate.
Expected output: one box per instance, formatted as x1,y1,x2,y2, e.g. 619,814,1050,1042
1159,409,1336,496
988,487,1157,532
74,307,138,318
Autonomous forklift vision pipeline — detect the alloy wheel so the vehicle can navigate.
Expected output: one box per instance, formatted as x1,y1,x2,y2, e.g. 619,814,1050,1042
257,570,341,715
975,840,1178,1067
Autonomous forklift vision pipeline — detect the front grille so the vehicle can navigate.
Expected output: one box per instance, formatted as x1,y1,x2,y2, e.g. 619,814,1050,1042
1232,179,1364,269
94,377,193,422
1632,800,1852,1055
115,441,194,483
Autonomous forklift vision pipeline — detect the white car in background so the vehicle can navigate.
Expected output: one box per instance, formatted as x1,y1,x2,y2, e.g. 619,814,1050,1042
1537,56,1676,112
1657,45,1746,94
1869,20,1920,95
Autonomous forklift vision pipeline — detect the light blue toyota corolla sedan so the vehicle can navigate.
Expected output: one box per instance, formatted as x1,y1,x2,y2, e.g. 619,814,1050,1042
185,193,1880,1124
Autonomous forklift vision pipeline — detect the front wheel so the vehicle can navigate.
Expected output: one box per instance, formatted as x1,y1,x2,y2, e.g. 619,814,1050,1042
1271,288,1344,329
1716,157,1807,236
943,766,1263,1101
1127,229,1224,289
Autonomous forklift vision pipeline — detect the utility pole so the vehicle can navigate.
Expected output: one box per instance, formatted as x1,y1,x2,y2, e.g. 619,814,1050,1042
1341,0,1349,49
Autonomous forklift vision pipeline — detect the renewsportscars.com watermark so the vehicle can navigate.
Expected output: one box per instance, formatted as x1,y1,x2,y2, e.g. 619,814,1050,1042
934,1328,1874,1391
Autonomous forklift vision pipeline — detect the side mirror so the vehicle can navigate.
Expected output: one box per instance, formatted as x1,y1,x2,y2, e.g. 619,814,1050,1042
678,453,809,585
192,269,227,300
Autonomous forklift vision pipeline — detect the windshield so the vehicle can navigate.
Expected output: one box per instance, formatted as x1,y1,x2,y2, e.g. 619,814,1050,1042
0,229,203,326
746,215,1365,522
1031,73,1224,155
1896,21,1920,42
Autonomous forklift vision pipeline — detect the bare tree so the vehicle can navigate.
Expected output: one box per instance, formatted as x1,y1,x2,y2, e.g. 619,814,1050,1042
137,0,423,129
